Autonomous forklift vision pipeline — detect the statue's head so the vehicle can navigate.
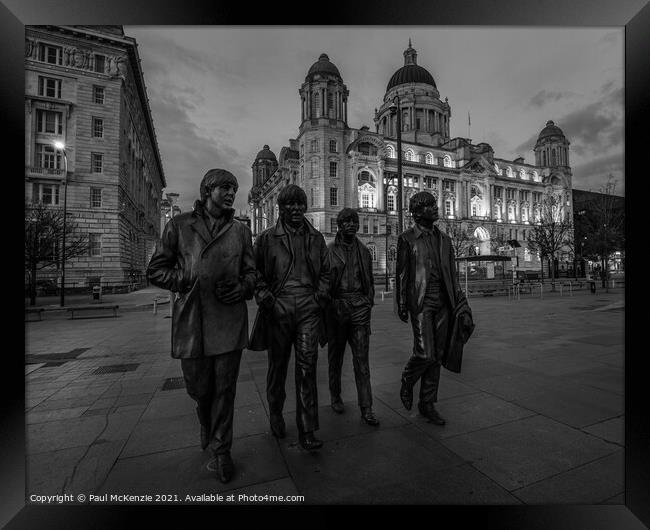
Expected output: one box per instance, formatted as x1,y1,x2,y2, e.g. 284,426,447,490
199,169,238,214
277,184,308,228
409,191,439,227
336,207,359,237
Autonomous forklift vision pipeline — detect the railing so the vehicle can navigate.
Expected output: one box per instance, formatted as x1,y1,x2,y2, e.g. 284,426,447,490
25,166,65,178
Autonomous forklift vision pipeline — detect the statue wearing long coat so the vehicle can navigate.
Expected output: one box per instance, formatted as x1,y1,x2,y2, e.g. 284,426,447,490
148,208,256,358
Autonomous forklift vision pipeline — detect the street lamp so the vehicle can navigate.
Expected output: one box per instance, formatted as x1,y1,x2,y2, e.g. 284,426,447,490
54,141,68,307
389,95,404,235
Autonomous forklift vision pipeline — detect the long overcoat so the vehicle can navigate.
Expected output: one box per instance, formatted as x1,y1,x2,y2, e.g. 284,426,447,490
147,208,256,359
395,224,470,358
248,219,330,351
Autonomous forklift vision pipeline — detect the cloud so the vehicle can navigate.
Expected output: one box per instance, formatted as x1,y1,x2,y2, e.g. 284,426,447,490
528,90,573,108
571,152,624,194
149,92,252,213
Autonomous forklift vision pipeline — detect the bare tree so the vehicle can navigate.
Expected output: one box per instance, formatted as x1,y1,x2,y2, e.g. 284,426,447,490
575,177,624,289
526,190,573,289
437,220,474,258
25,203,89,306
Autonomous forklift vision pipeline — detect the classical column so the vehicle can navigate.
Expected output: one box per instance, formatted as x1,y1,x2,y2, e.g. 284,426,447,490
377,161,385,210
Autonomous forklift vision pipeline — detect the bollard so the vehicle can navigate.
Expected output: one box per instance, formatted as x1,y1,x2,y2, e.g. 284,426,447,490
539,282,543,299
153,297,158,315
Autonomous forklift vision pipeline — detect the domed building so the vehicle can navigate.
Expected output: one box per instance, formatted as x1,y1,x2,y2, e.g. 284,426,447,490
250,43,573,279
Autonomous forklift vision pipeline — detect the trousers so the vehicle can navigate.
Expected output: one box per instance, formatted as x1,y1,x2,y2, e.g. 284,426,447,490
402,302,450,404
327,299,372,409
266,291,321,434
181,349,242,455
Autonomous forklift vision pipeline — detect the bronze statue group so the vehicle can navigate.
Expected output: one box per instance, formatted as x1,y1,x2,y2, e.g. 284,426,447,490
148,169,474,484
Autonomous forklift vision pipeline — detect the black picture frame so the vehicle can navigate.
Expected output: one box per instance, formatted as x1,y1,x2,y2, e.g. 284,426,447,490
4,1,648,528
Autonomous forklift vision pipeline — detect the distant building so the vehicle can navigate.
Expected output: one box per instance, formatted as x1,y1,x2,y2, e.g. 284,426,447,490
24,25,165,291
572,188,625,275
249,43,573,277
160,192,181,235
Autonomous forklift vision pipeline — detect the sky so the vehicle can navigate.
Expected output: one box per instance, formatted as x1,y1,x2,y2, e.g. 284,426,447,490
124,26,624,214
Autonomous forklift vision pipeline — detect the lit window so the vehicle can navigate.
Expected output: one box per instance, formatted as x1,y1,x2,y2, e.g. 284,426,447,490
425,153,434,165
386,145,395,158
368,244,377,261
443,155,452,168
91,153,103,173
445,200,453,217
508,205,515,222
36,110,63,134
507,167,513,178
387,194,395,211
94,54,106,73
405,149,414,162
362,194,369,208
93,86,105,104
90,187,102,208
92,117,104,138
38,77,61,99
89,233,102,257
520,168,527,180
35,143,62,169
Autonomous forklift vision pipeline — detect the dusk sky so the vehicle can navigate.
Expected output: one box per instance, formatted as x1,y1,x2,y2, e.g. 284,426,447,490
124,26,624,214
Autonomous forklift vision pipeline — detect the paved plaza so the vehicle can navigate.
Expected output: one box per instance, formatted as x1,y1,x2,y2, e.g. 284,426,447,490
24,286,625,505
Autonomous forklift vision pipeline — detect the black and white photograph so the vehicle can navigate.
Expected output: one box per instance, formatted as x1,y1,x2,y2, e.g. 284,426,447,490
4,3,648,527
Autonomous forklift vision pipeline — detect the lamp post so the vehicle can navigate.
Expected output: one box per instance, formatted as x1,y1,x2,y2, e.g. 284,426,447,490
389,95,404,235
54,141,68,307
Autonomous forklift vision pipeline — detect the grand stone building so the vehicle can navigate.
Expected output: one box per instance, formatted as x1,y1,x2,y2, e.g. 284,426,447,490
25,25,165,291
249,43,573,276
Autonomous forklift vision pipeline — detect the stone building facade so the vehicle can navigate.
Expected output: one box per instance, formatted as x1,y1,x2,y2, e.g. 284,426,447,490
25,25,165,291
249,44,573,277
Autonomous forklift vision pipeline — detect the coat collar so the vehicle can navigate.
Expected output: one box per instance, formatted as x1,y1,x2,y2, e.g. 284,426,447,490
413,223,439,239
190,206,235,245
273,218,319,238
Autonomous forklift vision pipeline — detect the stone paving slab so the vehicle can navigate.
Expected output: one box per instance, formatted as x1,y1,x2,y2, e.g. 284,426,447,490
511,449,624,504
582,416,625,446
440,414,620,491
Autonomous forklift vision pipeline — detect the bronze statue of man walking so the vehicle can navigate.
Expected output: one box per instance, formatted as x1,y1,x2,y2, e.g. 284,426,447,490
396,191,473,425
326,208,379,426
147,169,256,483
249,184,330,451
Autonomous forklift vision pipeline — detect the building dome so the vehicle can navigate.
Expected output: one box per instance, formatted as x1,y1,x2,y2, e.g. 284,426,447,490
306,53,342,81
254,145,277,162
537,120,566,141
386,42,436,91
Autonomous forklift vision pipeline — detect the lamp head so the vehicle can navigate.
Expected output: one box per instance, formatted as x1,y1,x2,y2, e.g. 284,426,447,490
54,141,65,150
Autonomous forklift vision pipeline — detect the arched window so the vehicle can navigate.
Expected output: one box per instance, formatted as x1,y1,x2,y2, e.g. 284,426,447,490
405,149,415,162
358,170,377,209
508,205,515,222
425,152,434,165
520,169,527,180
386,145,395,158
367,244,377,262
506,166,513,178
533,171,539,182
443,155,452,168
